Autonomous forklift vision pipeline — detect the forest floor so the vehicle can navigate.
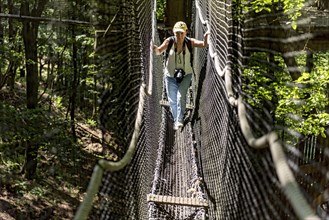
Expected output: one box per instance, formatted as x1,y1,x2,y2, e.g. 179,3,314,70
0,85,107,220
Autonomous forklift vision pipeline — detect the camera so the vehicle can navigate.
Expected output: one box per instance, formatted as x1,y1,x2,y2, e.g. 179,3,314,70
174,68,185,83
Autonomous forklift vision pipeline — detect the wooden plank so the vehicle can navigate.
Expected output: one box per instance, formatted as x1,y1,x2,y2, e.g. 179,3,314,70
159,100,194,110
147,194,208,208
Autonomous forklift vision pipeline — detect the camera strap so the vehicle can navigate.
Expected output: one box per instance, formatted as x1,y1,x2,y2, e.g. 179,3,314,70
174,42,185,70
165,36,193,68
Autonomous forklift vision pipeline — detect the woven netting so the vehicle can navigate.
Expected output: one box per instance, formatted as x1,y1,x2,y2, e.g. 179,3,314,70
93,0,163,219
192,0,329,219
84,0,329,219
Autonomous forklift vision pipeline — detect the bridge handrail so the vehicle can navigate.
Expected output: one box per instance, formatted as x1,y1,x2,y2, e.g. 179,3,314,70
147,0,157,96
74,0,158,218
194,0,319,219
73,83,147,220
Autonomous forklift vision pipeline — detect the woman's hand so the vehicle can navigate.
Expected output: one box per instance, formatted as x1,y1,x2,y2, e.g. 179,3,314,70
153,45,160,55
153,38,170,55
203,31,210,47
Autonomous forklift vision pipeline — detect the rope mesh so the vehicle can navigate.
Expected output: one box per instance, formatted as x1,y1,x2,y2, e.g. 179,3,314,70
92,0,164,219
76,0,329,219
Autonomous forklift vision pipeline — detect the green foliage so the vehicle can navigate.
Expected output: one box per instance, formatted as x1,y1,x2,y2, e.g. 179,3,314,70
30,185,48,197
13,181,29,195
0,0,106,217
86,118,97,127
240,0,306,29
243,52,329,138
54,96,63,109
0,155,21,170
156,0,166,21
278,53,329,136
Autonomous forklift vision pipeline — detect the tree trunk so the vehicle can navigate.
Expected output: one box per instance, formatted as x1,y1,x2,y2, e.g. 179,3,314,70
0,1,3,47
70,27,78,142
316,130,329,188
23,140,38,179
318,0,329,10
6,0,17,90
20,0,49,179
305,49,314,73
165,0,192,28
0,63,14,89
79,46,89,110
22,23,39,108
265,7,302,81
0,1,3,71
5,62,17,90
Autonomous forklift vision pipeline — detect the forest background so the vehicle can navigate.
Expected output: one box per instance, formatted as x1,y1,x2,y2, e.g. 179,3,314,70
0,0,328,219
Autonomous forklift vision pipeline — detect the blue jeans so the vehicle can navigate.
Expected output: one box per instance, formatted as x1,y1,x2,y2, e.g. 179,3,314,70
165,74,192,126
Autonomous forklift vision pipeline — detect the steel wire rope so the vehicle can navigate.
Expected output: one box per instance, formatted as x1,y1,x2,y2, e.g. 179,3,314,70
194,0,319,219
73,1,157,219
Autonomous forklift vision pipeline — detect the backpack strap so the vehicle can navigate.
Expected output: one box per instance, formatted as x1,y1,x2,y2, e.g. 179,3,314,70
165,36,193,67
184,37,193,67
165,36,175,63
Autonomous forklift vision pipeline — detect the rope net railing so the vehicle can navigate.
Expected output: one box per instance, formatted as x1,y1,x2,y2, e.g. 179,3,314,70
74,0,163,219
75,0,329,219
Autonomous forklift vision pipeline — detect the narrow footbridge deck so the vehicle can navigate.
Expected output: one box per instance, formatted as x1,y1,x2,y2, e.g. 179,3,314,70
148,111,208,219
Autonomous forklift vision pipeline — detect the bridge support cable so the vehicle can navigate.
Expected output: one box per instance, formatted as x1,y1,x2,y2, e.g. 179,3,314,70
194,0,319,219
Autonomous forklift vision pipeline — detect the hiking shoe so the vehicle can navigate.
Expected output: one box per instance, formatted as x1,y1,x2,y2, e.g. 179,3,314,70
174,122,183,131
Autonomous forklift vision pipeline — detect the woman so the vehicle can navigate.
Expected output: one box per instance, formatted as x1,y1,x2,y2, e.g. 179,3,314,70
154,21,209,131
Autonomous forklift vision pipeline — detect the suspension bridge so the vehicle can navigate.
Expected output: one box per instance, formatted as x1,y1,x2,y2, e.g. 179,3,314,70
74,0,329,219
